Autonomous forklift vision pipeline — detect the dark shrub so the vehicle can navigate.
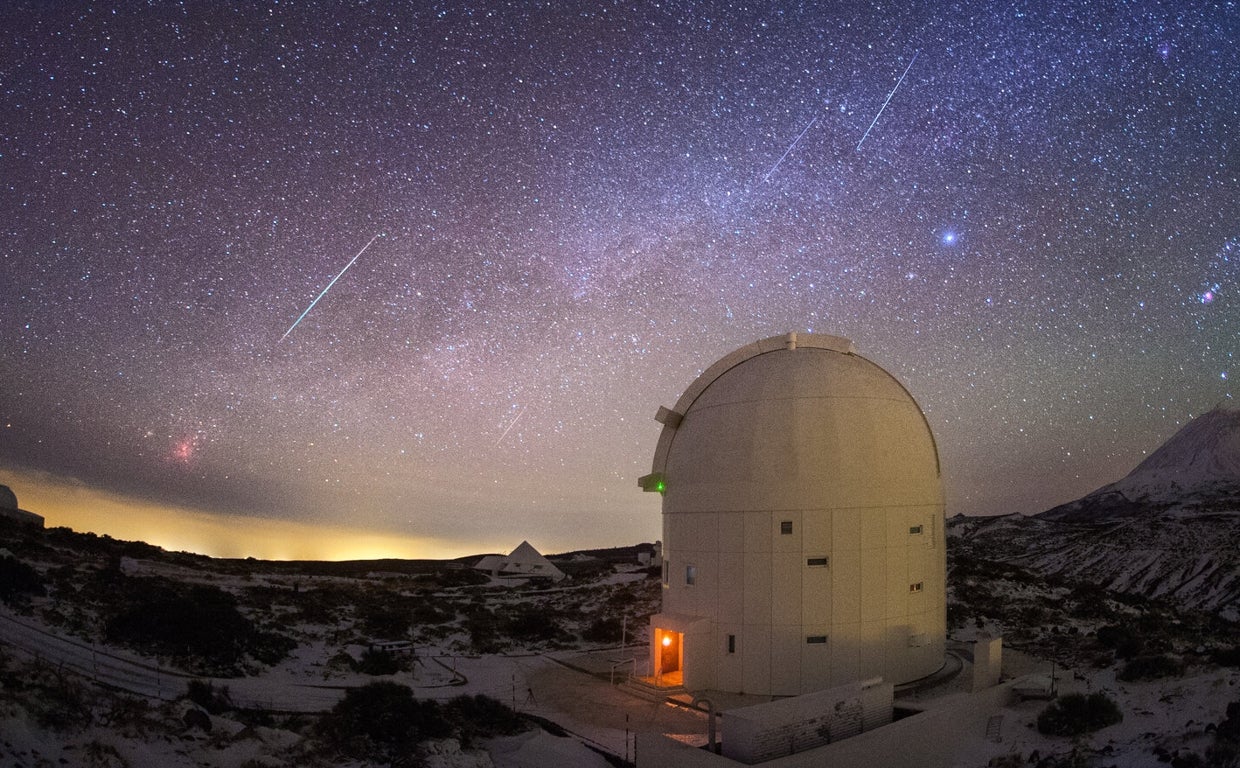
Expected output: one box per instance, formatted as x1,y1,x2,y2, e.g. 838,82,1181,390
1119,654,1184,682
357,602,412,639
1220,700,1240,742
504,604,562,643
582,617,624,644
186,679,233,714
466,608,502,653
104,579,293,672
443,694,528,746
104,695,153,735
0,556,44,605
1206,741,1239,768
1097,624,1145,659
356,648,400,676
946,603,970,632
35,673,92,731
1212,647,1240,668
412,601,451,624
106,583,252,668
1037,692,1123,736
248,627,298,666
1208,699,1240,768
1170,751,1206,768
316,682,450,763
437,567,489,587
1068,583,1112,619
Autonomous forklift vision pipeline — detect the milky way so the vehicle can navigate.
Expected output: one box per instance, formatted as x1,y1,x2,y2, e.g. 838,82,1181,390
1,1,1237,556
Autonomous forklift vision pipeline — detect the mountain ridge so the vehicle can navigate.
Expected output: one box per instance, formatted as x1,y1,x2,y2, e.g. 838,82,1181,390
951,406,1240,620
1040,405,1240,521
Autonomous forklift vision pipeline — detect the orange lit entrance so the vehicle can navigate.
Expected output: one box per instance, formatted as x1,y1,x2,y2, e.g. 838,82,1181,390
655,628,683,686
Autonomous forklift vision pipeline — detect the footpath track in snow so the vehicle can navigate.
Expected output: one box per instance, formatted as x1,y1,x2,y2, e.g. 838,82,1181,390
0,609,346,711
0,608,702,762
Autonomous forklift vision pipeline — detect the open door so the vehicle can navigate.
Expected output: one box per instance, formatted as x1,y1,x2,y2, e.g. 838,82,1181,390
656,628,682,686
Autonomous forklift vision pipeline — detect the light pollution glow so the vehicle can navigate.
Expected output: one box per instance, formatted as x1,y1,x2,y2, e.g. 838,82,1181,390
8,468,492,562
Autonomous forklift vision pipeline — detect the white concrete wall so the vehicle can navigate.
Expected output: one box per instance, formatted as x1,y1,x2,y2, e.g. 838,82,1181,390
663,501,945,694
972,635,1003,691
723,679,893,764
636,681,1019,768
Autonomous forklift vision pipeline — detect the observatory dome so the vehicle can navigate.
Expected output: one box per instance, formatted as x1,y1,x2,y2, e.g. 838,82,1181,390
652,333,940,513
642,333,946,696
0,485,17,510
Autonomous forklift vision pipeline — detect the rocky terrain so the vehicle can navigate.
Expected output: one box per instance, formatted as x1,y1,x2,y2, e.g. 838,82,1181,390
950,406,1240,621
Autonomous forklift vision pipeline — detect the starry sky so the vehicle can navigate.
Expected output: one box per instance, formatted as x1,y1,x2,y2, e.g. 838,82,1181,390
1,1,1237,560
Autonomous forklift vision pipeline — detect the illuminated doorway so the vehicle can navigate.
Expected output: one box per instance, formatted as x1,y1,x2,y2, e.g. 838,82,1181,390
656,628,682,686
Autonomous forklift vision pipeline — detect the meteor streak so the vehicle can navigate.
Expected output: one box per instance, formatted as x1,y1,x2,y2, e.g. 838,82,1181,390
856,51,919,151
495,405,528,447
280,233,381,342
763,116,819,184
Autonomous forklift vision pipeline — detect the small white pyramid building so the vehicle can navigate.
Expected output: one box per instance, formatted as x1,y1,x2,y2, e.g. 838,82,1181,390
474,540,566,582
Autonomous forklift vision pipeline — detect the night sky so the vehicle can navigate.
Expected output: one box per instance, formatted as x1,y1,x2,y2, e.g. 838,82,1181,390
2,1,1236,559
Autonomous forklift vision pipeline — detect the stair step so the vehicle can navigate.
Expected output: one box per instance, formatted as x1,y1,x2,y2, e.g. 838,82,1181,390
622,677,686,702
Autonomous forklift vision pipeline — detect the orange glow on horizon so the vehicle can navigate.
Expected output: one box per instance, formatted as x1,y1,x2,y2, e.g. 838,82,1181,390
3,468,485,561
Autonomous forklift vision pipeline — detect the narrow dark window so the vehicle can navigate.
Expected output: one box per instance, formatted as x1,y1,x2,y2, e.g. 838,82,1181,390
806,556,829,567
686,564,697,586
909,524,924,535
662,561,669,585
727,634,736,654
780,521,793,535
806,635,828,644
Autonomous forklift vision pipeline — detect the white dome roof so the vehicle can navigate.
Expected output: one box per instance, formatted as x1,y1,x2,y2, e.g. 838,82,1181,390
646,333,941,513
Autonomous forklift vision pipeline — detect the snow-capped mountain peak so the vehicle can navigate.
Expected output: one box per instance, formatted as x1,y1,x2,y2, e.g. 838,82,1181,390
1109,405,1240,502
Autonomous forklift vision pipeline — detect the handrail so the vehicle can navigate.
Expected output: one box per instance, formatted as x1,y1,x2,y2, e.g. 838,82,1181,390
610,656,637,685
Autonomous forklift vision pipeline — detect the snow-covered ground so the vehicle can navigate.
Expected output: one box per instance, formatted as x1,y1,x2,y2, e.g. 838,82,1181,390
3,522,1239,768
0,600,702,767
0,536,674,767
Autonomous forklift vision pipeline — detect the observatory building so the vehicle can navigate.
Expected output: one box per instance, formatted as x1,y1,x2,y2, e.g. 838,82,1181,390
639,333,945,696
0,484,44,528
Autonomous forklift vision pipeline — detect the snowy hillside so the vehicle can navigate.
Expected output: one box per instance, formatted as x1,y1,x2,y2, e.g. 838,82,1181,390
949,511,1240,620
1043,405,1240,519
950,407,1240,620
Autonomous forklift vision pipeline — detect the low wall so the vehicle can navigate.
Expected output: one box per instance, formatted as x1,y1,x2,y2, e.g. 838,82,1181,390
637,681,1018,768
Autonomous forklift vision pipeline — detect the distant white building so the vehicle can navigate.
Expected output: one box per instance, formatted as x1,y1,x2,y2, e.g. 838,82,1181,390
638,541,663,567
0,484,44,528
474,540,566,582
640,333,946,697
